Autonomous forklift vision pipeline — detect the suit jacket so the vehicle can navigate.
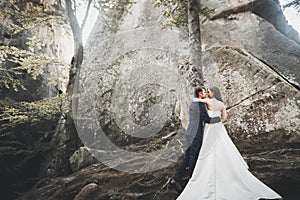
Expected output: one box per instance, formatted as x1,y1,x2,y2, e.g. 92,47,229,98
185,102,220,139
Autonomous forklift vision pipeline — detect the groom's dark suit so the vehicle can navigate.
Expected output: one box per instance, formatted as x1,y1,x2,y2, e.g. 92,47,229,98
173,102,221,183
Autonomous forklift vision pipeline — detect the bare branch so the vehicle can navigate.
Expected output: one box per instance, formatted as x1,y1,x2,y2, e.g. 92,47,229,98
81,0,93,30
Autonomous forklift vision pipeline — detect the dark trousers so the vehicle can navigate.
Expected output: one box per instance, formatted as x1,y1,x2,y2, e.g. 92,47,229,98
188,129,203,177
173,126,203,182
173,145,190,182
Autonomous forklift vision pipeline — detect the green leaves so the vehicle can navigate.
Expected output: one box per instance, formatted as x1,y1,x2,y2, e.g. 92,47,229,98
0,46,66,91
0,96,64,131
94,0,135,32
153,0,188,29
0,2,66,37
0,1,70,91
152,0,214,29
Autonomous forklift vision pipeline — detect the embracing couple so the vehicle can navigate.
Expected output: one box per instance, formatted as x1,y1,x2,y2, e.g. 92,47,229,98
167,86,282,200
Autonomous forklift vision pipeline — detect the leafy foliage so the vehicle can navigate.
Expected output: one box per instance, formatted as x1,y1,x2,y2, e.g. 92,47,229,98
0,1,67,50
93,0,135,31
152,0,215,29
0,96,65,131
0,46,67,91
0,0,133,130
0,1,69,91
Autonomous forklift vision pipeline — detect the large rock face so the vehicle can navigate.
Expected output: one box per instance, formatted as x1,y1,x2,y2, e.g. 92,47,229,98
74,0,300,198
200,0,300,148
16,0,299,199
80,1,299,149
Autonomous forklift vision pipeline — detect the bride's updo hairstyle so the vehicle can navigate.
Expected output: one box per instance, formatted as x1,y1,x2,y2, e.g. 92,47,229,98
209,86,223,102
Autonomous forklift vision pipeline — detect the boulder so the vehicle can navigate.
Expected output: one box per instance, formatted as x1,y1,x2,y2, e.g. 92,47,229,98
69,147,97,172
74,183,102,200
80,0,299,151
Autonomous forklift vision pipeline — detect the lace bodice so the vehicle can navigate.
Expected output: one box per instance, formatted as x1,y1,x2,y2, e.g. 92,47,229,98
207,110,221,118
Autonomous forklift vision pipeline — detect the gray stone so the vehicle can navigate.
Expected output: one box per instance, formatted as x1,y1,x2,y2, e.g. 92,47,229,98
69,147,97,172
203,45,300,148
81,0,299,149
74,183,101,200
202,12,300,89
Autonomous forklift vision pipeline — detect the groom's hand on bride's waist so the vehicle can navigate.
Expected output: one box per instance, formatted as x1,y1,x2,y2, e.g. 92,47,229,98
209,117,221,124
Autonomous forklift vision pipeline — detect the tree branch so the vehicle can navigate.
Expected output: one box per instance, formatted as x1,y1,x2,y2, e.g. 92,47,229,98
80,0,93,30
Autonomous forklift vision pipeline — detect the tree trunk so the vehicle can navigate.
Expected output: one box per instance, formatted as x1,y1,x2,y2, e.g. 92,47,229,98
42,0,92,176
178,0,203,130
188,0,203,86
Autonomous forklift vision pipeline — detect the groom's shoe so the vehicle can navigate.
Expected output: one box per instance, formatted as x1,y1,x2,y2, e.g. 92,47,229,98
167,178,182,193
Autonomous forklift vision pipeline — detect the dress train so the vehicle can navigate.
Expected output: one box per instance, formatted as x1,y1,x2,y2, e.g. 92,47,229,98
177,111,282,200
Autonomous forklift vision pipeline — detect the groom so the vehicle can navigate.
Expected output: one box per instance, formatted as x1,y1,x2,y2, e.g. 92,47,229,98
167,86,221,192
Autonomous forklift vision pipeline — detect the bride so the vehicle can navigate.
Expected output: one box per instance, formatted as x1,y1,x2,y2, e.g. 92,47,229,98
176,86,282,200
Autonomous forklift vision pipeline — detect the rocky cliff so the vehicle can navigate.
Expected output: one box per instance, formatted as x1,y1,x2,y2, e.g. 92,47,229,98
0,1,73,199
15,0,300,199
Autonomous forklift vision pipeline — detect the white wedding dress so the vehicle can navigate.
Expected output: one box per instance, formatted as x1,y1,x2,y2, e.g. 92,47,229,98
177,110,282,200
